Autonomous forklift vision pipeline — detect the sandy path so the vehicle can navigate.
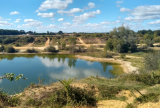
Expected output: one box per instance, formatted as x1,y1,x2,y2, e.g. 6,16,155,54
45,37,50,47
75,55,138,73
77,37,105,48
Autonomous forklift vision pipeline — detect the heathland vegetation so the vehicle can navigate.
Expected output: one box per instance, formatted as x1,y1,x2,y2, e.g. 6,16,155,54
1,26,160,107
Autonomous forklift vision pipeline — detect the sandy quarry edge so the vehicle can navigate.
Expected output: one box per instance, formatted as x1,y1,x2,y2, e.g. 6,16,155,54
75,55,138,74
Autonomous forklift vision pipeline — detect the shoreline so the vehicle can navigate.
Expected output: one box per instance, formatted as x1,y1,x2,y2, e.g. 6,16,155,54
75,55,138,74
0,52,138,73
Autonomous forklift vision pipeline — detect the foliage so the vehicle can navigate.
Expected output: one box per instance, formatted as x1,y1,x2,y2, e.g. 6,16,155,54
145,39,154,47
0,73,27,81
42,87,96,107
88,45,95,52
0,45,4,52
98,85,121,100
61,41,66,50
120,73,160,86
105,26,137,53
58,30,63,35
26,48,37,53
57,78,75,105
68,36,76,52
120,54,126,59
143,51,160,72
6,46,15,53
135,93,159,103
38,77,44,84
45,46,56,53
0,89,21,107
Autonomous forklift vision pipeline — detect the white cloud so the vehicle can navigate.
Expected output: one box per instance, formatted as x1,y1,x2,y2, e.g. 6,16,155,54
58,18,64,21
15,19,21,23
88,2,95,8
124,5,160,22
36,0,73,12
10,11,20,15
120,7,131,12
0,21,13,26
116,1,123,4
72,10,101,24
0,17,3,20
57,8,84,16
37,12,55,17
62,22,71,26
148,20,160,25
50,18,55,20
37,24,57,29
18,19,42,28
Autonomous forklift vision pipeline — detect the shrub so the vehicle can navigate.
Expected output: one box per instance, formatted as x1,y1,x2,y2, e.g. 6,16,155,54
98,86,121,99
15,43,20,47
0,89,21,107
120,54,126,59
45,46,56,53
6,46,15,53
26,49,37,53
135,93,159,103
0,45,4,52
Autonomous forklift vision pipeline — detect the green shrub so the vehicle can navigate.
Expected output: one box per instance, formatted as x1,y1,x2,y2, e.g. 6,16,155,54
0,90,21,107
6,46,15,53
98,86,121,99
45,46,56,53
120,73,160,86
120,54,126,59
15,43,20,47
26,48,37,53
135,93,159,103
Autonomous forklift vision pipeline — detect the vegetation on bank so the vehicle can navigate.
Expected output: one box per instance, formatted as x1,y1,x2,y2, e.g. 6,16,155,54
1,26,160,107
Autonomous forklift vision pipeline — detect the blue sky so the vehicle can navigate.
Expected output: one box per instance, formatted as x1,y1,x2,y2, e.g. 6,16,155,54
0,0,160,33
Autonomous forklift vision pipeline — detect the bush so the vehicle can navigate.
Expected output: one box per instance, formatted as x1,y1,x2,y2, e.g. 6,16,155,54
143,51,160,72
45,46,56,53
15,43,20,47
120,54,126,59
0,90,21,107
43,87,96,107
6,46,15,53
26,49,37,53
0,45,4,52
135,93,159,103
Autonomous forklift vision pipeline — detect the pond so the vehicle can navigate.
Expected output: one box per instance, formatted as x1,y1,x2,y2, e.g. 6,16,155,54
0,54,123,95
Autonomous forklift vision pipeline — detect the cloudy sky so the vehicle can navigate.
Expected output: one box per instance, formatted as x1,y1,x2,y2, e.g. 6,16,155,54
0,0,160,33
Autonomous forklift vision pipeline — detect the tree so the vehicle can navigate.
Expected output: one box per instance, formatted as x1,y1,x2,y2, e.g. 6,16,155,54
6,46,15,53
46,46,56,53
62,41,66,50
68,37,76,53
106,25,137,53
0,45,4,52
105,39,113,51
58,30,63,35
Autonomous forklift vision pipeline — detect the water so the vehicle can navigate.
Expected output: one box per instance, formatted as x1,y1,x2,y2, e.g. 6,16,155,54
0,54,123,95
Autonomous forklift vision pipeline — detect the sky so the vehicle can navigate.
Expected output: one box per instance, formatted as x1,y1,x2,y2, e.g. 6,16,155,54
0,0,160,33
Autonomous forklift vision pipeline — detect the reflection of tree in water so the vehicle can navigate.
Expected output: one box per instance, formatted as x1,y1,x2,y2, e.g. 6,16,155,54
109,65,123,77
0,54,35,60
68,58,77,68
100,62,108,72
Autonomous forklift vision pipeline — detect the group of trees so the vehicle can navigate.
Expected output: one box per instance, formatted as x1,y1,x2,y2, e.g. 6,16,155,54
105,26,137,53
0,45,15,53
0,29,25,35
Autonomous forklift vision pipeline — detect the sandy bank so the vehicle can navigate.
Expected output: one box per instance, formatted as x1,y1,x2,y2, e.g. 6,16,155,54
75,55,138,73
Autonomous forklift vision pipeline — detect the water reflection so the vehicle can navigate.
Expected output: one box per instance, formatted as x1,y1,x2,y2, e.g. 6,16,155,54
0,54,123,94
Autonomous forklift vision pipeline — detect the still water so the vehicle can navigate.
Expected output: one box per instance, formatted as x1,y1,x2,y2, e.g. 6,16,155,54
0,54,123,94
